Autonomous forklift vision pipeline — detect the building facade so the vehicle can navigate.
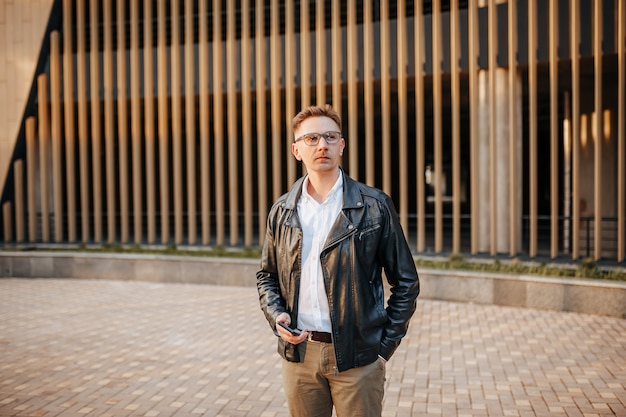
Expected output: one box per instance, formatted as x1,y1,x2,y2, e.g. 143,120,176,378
1,0,625,263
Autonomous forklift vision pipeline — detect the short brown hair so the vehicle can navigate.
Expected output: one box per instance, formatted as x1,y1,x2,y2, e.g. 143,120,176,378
292,104,342,133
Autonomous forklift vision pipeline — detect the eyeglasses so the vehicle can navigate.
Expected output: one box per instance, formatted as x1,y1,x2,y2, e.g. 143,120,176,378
294,131,342,146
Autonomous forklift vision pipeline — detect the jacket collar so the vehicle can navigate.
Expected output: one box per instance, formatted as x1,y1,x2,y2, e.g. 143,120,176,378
283,169,364,210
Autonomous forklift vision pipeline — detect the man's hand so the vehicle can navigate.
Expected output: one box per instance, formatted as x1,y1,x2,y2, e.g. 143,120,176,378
276,312,308,344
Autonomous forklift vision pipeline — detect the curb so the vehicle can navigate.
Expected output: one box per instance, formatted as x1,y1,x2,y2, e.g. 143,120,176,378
1,251,625,318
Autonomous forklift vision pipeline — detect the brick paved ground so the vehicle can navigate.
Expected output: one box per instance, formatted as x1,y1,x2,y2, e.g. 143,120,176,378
0,278,625,417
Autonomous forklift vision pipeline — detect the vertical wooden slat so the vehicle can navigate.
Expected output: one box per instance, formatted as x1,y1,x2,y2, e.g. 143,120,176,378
117,0,129,243
50,31,63,243
26,117,37,242
469,0,478,254
103,2,116,244
213,0,225,246
331,0,341,117
14,160,24,242
618,0,625,262
528,0,538,257
171,0,183,245
508,0,518,256
145,0,157,244
571,0,581,259
256,0,268,241
37,75,50,243
433,0,443,253
270,0,282,200
593,0,603,260
90,0,103,243
130,0,142,244
76,0,90,243
550,0,559,258
315,0,325,105
199,0,211,244
397,0,408,232
184,0,196,245
415,0,426,252
381,0,391,195
2,203,11,242
364,0,374,186
226,0,239,245
63,0,76,242
285,0,296,186
158,0,170,244
451,0,461,254
347,0,358,179
301,0,311,108
488,0,498,255
242,0,253,246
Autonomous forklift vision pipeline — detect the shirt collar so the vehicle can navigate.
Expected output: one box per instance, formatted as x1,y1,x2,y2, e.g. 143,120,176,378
301,172,343,204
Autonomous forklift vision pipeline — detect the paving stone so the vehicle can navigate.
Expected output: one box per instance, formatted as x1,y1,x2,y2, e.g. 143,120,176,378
0,278,625,417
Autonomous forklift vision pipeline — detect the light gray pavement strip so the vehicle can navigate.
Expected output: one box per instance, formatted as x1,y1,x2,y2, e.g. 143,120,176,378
0,279,625,417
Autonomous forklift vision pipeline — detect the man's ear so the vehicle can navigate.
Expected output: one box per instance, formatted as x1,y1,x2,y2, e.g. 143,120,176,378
292,143,302,161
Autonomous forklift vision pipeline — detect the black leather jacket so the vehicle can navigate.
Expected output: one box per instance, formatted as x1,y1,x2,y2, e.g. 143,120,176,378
257,172,420,372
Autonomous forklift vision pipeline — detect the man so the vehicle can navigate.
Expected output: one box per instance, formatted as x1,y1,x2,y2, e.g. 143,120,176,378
257,104,420,417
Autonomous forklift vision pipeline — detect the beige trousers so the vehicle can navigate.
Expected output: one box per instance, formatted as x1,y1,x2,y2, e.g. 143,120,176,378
281,340,386,417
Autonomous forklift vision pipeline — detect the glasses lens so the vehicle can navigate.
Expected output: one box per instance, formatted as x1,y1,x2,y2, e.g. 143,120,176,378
300,131,341,146
324,132,341,144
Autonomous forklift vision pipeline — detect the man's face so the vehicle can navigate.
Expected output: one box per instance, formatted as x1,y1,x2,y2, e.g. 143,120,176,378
291,116,345,173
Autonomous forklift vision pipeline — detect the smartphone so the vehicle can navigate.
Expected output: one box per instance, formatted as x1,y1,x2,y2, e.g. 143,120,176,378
277,321,302,336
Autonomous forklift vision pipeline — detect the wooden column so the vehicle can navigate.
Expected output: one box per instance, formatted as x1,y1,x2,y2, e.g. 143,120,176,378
397,0,408,232
117,0,129,243
14,160,24,242
26,117,37,242
433,0,443,253
571,0,581,259
415,0,426,252
331,0,342,117
469,0,479,254
38,75,50,243
256,0,268,241
226,0,239,245
285,0,296,186
199,0,211,244
451,0,461,254
63,0,76,242
145,0,157,244
130,0,142,244
508,0,519,256
50,31,63,242
158,0,170,244
528,0,538,257
300,0,311,108
103,2,116,244
242,0,254,246
185,0,197,245
381,0,391,195
270,0,282,200
2,203,11,242
76,0,90,242
347,0,359,180
315,0,325,105
171,0,183,245
364,0,374,186
90,0,103,243
213,0,225,245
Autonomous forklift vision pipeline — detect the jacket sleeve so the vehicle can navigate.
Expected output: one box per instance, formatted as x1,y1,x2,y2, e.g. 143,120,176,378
378,194,420,360
256,205,287,332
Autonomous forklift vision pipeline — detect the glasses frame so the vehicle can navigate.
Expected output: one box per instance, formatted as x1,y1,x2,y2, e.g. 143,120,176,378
294,131,342,146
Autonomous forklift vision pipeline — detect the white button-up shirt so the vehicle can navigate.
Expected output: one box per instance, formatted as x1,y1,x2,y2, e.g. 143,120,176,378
296,174,343,333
